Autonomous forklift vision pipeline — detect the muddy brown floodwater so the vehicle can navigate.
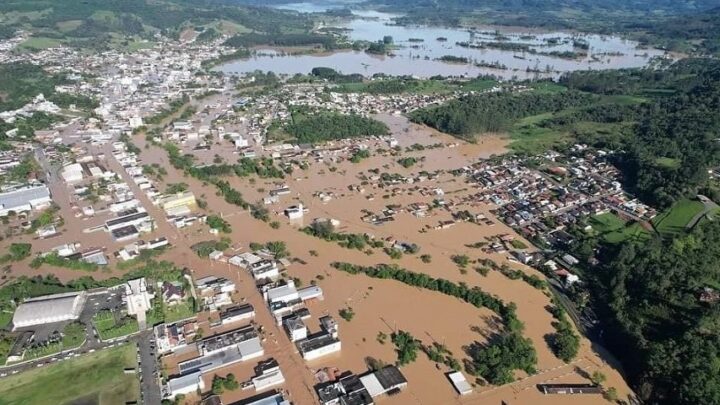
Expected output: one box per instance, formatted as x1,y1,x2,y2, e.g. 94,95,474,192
1,114,634,405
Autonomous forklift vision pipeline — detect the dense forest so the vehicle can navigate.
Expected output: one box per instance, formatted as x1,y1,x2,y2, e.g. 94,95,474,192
409,90,596,141
587,218,720,404
560,59,720,208
285,110,389,143
0,63,68,112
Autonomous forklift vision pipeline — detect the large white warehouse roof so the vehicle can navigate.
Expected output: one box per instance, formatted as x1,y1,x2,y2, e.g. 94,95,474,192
12,291,87,330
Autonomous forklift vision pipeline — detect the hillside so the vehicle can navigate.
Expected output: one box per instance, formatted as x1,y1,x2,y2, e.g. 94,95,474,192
0,0,313,49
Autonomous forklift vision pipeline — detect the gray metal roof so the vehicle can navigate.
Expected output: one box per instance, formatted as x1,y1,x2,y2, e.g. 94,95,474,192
0,185,50,211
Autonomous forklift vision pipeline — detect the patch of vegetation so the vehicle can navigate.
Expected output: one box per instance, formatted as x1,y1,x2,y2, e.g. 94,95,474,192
206,215,232,233
391,330,420,366
92,310,139,340
338,307,355,322
286,109,389,144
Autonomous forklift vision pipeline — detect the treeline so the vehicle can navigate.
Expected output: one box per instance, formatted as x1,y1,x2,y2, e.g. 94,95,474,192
559,59,718,95
410,90,596,140
224,33,336,50
618,61,720,208
311,67,363,83
286,110,389,143
331,262,523,330
332,261,538,383
48,92,99,110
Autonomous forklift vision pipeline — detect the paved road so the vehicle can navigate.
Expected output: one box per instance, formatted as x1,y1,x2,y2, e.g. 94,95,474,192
137,330,162,405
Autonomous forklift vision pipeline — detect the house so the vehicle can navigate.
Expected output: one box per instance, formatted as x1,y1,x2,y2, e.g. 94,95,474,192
284,203,304,220
161,281,186,305
360,366,408,398
298,332,341,360
219,304,255,325
283,315,307,342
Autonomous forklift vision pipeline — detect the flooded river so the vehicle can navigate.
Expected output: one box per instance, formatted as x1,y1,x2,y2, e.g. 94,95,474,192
217,6,666,79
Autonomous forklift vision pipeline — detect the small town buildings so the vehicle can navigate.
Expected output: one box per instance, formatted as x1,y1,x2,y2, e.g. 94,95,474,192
167,370,205,397
359,366,408,398
538,384,603,395
251,359,286,392
317,366,407,405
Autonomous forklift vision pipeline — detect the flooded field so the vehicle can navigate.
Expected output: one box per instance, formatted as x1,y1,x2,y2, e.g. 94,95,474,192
0,90,634,404
218,8,667,79
125,113,634,404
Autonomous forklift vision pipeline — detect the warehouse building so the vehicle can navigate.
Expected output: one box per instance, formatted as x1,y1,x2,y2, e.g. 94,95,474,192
12,291,87,330
0,184,52,216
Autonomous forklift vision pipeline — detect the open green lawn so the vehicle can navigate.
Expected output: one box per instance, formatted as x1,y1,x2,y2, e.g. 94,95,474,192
0,311,13,329
164,301,196,323
18,37,63,51
655,157,681,169
92,311,138,341
0,344,138,405
459,78,499,92
509,113,570,154
652,198,706,235
589,212,652,244
147,300,196,326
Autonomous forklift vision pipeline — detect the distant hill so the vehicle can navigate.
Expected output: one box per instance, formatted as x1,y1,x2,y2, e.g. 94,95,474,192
369,0,720,14
0,0,313,47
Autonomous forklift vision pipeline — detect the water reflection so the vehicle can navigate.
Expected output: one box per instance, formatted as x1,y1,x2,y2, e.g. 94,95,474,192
217,7,666,79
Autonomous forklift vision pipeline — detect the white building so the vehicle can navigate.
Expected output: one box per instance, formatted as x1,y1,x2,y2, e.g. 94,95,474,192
298,333,341,361
61,163,84,183
284,203,304,220
12,291,87,330
166,370,204,397
284,316,307,342
0,184,52,216
447,371,472,395
124,277,154,327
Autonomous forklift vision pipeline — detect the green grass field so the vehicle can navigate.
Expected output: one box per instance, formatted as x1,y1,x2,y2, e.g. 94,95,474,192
589,212,651,244
509,112,570,154
92,311,139,341
652,198,705,235
164,301,196,323
18,37,63,51
0,344,138,405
